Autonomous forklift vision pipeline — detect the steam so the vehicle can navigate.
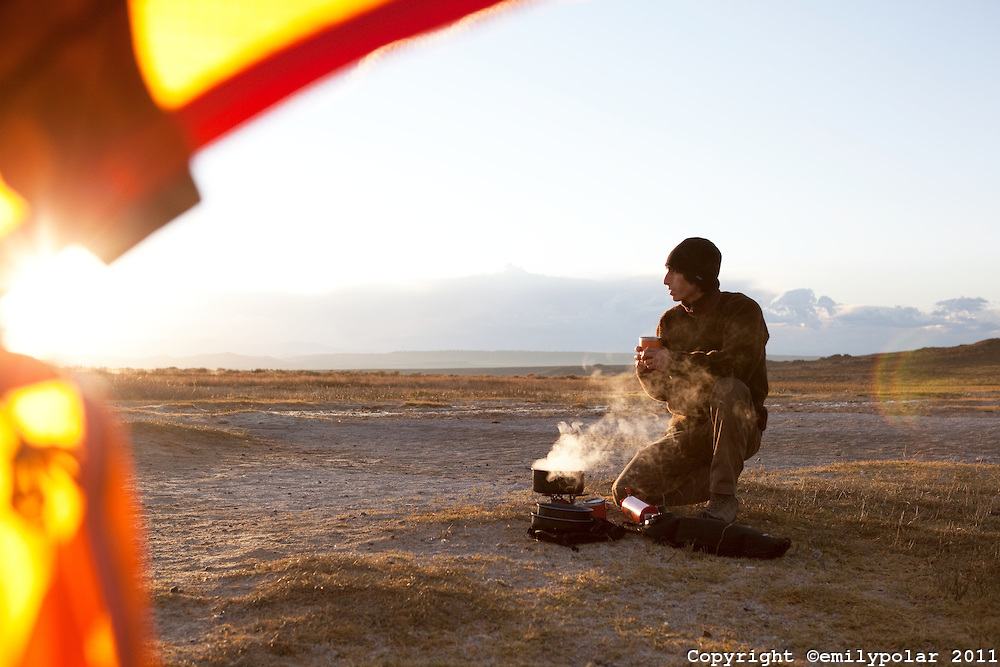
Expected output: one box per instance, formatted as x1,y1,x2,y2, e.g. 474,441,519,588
532,413,667,473
532,364,715,474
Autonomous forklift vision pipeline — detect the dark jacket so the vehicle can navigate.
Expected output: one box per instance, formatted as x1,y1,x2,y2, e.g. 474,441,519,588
637,290,769,429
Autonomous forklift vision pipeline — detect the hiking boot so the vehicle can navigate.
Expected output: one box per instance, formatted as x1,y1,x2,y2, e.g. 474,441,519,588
699,493,738,524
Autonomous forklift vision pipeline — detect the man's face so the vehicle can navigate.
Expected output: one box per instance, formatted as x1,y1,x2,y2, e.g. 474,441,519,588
664,266,703,303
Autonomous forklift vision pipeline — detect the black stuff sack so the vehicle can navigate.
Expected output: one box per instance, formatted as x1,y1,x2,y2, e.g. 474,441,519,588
527,517,628,551
639,512,791,559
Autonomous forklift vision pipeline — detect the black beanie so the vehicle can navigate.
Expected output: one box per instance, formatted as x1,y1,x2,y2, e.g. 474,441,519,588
666,237,722,292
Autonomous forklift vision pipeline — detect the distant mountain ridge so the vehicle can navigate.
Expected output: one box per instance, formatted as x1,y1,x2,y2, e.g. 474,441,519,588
64,348,828,371
61,339,1000,372
70,350,640,371
766,338,1000,382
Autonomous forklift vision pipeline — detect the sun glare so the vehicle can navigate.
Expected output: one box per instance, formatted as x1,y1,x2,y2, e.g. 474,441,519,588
0,247,114,362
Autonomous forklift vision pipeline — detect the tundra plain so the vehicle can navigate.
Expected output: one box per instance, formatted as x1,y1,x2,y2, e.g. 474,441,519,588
89,340,1000,666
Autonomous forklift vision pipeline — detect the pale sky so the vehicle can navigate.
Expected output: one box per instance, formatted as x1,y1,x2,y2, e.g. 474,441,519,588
2,0,999,364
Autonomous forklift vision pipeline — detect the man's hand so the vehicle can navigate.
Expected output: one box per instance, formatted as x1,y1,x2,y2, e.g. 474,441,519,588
635,345,671,372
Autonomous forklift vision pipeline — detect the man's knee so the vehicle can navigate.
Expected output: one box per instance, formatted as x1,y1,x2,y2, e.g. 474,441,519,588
611,477,628,506
710,378,755,421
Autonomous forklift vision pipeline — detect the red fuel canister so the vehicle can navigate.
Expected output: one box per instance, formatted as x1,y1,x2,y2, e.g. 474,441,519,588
620,495,658,524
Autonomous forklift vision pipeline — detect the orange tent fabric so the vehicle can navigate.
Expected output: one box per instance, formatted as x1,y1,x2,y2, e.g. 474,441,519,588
1,350,156,667
0,0,522,291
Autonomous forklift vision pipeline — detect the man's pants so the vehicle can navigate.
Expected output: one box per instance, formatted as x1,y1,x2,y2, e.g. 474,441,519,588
611,378,762,508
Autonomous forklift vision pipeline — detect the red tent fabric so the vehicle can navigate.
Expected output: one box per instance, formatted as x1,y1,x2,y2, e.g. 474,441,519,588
0,0,522,291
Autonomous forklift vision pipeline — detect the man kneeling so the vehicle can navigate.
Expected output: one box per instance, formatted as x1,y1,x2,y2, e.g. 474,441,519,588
612,238,769,525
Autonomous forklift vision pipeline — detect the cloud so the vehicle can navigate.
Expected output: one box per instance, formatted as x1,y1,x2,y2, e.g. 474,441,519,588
99,268,667,358
36,269,1000,362
309,269,667,353
763,288,836,327
835,305,928,327
933,297,989,321
761,288,1000,356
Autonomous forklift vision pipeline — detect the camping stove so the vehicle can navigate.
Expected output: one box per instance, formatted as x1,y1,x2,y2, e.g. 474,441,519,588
529,468,607,531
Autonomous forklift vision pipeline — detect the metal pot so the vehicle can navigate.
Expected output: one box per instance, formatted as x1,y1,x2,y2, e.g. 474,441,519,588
582,497,607,520
529,512,594,533
531,468,585,495
535,502,593,521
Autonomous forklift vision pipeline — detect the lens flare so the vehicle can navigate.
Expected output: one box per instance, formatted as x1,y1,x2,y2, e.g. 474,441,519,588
871,331,936,428
0,176,27,239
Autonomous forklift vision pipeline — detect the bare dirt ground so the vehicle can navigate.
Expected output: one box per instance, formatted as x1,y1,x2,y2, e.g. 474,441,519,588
120,393,1000,663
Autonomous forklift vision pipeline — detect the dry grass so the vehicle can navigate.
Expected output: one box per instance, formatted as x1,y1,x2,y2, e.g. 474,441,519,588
89,341,1000,410
89,367,642,408
767,339,1000,409
96,349,1000,664
738,462,1000,649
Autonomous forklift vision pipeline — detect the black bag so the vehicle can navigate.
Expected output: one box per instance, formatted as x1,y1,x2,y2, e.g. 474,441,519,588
527,517,628,551
639,512,791,559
